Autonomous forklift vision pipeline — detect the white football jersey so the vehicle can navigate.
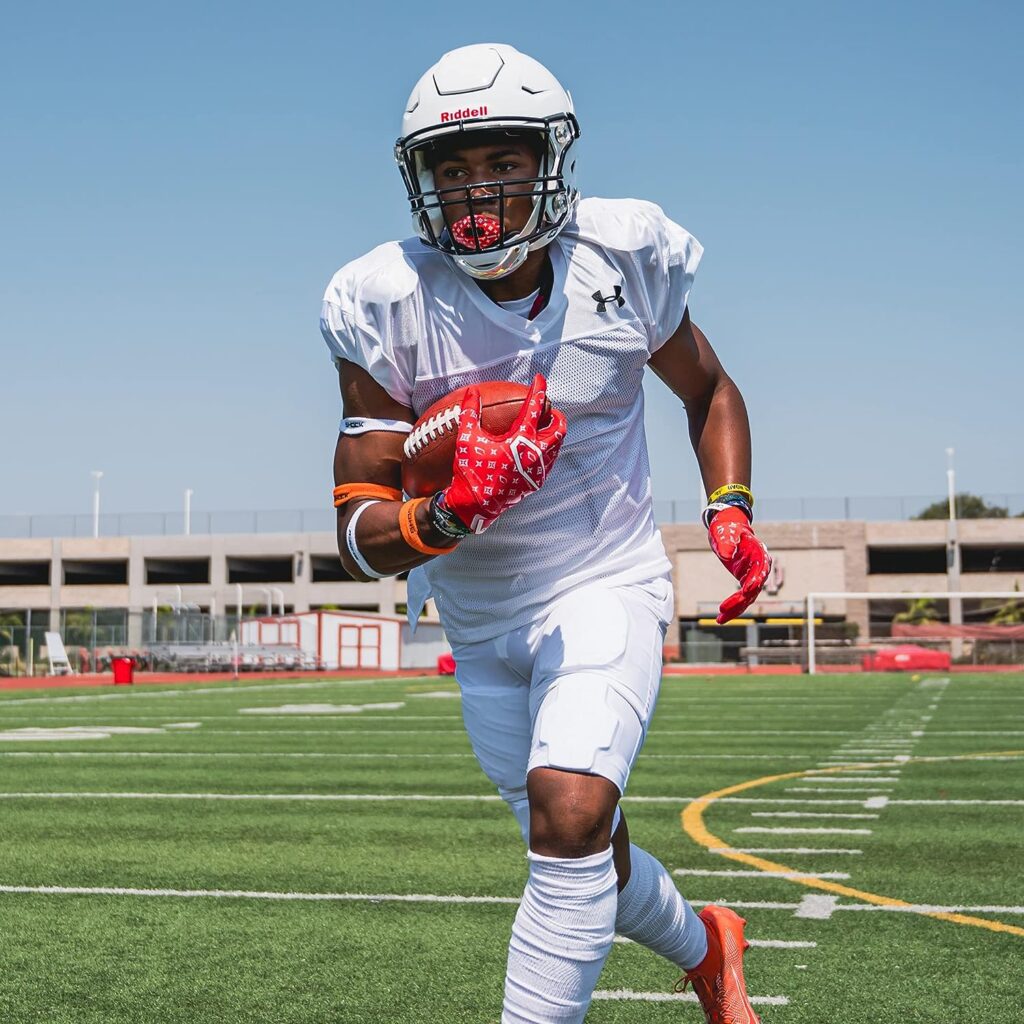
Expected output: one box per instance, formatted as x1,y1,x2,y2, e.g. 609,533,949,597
321,198,702,644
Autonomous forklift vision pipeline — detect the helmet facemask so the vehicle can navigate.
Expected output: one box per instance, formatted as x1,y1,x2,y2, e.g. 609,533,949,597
396,115,579,280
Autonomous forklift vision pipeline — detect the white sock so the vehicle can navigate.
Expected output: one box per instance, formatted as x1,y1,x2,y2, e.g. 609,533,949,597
615,843,708,970
502,846,618,1024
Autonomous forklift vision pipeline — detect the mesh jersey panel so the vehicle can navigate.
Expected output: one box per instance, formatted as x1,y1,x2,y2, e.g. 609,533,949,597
412,320,671,642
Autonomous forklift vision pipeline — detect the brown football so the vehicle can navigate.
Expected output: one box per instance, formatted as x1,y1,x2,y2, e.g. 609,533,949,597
402,380,553,498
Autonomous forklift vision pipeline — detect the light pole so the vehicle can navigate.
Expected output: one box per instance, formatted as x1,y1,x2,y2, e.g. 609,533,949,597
946,448,964,657
184,489,193,536
90,471,103,538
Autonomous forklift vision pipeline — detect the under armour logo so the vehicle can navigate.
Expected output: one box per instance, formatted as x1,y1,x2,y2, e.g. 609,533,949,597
593,286,624,313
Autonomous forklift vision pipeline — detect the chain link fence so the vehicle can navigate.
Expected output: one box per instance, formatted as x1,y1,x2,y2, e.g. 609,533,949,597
0,609,294,677
3,494,1022,538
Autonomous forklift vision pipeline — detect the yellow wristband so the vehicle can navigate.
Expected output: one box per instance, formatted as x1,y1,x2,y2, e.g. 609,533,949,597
707,483,754,507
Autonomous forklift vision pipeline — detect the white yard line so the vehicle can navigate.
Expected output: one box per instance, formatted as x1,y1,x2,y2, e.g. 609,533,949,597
169,729,468,736
613,936,816,949
0,751,811,761
20,882,1015,919
0,678,390,706
786,787,894,794
592,991,789,1006
801,776,901,783
735,827,873,835
0,791,507,802
0,791,883,806
748,939,817,948
0,715,462,722
0,752,480,759
749,812,878,819
714,847,863,855
884,798,1024,806
0,884,519,904
674,869,851,880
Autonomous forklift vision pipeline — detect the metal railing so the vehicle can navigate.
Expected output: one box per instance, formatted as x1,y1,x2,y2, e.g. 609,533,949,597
2,494,1022,539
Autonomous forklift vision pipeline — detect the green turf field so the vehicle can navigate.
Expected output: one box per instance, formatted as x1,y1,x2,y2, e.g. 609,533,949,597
0,671,1021,1023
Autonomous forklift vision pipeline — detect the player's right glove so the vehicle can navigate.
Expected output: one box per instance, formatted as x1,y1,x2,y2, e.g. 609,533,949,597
436,373,566,535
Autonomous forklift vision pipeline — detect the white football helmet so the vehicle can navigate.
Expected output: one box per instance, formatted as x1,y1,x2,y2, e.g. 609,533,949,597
396,44,580,280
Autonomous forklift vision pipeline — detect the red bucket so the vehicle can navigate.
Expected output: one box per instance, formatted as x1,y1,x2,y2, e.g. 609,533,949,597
111,657,135,685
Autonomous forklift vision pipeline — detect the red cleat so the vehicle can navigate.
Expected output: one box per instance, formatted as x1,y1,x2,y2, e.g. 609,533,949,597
676,906,761,1023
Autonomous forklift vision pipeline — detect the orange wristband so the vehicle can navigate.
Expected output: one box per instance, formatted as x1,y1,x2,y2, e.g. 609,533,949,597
333,483,403,509
399,498,455,557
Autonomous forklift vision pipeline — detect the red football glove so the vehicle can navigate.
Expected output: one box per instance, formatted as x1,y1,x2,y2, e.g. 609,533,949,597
440,373,566,534
708,506,772,624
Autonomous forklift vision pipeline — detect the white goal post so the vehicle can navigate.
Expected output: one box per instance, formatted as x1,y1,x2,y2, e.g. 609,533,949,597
806,591,1024,675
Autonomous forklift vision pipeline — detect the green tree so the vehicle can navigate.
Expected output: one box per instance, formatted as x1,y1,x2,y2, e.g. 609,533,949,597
913,493,1008,519
893,598,940,625
989,583,1024,626
0,611,25,647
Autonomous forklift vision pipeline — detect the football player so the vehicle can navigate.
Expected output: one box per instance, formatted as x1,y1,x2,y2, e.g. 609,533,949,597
321,43,772,1024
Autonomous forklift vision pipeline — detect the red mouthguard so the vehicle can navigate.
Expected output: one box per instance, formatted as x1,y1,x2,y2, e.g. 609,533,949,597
451,213,503,250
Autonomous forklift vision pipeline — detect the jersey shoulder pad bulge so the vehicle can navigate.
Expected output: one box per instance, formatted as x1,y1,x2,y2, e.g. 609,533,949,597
567,198,704,353
320,239,428,406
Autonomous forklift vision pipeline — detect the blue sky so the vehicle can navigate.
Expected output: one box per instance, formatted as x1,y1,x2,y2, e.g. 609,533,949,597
1,0,1020,517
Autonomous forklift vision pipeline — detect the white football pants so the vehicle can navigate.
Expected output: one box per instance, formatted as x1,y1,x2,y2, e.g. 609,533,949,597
451,575,673,841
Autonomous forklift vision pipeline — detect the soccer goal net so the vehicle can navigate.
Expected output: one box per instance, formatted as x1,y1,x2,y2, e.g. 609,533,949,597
805,590,1024,675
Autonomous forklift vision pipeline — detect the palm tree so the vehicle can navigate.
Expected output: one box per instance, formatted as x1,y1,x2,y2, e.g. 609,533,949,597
989,583,1023,626
893,598,940,625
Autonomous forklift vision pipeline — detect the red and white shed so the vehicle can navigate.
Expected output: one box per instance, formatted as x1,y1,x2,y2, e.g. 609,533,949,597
240,610,448,671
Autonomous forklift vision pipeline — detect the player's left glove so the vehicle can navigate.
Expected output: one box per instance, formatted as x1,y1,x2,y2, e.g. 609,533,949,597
708,506,772,624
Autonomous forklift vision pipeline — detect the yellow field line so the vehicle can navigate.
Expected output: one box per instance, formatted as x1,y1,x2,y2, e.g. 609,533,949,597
681,750,1024,938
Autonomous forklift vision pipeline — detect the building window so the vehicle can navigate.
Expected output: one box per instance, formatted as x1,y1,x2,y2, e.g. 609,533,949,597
961,546,1024,573
867,547,947,574
226,557,293,584
0,561,50,586
62,560,129,586
145,558,211,585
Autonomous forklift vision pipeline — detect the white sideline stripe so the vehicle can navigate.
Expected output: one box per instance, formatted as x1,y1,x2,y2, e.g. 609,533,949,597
0,884,520,905
749,812,878,819
736,827,873,835
714,847,863,855
592,991,789,1006
863,796,890,809
674,869,850,879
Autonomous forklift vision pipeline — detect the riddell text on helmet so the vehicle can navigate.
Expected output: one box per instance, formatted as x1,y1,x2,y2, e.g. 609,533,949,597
439,106,488,122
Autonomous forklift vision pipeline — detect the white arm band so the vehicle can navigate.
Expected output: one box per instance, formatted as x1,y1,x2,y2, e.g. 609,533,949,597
340,417,414,436
345,500,391,580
